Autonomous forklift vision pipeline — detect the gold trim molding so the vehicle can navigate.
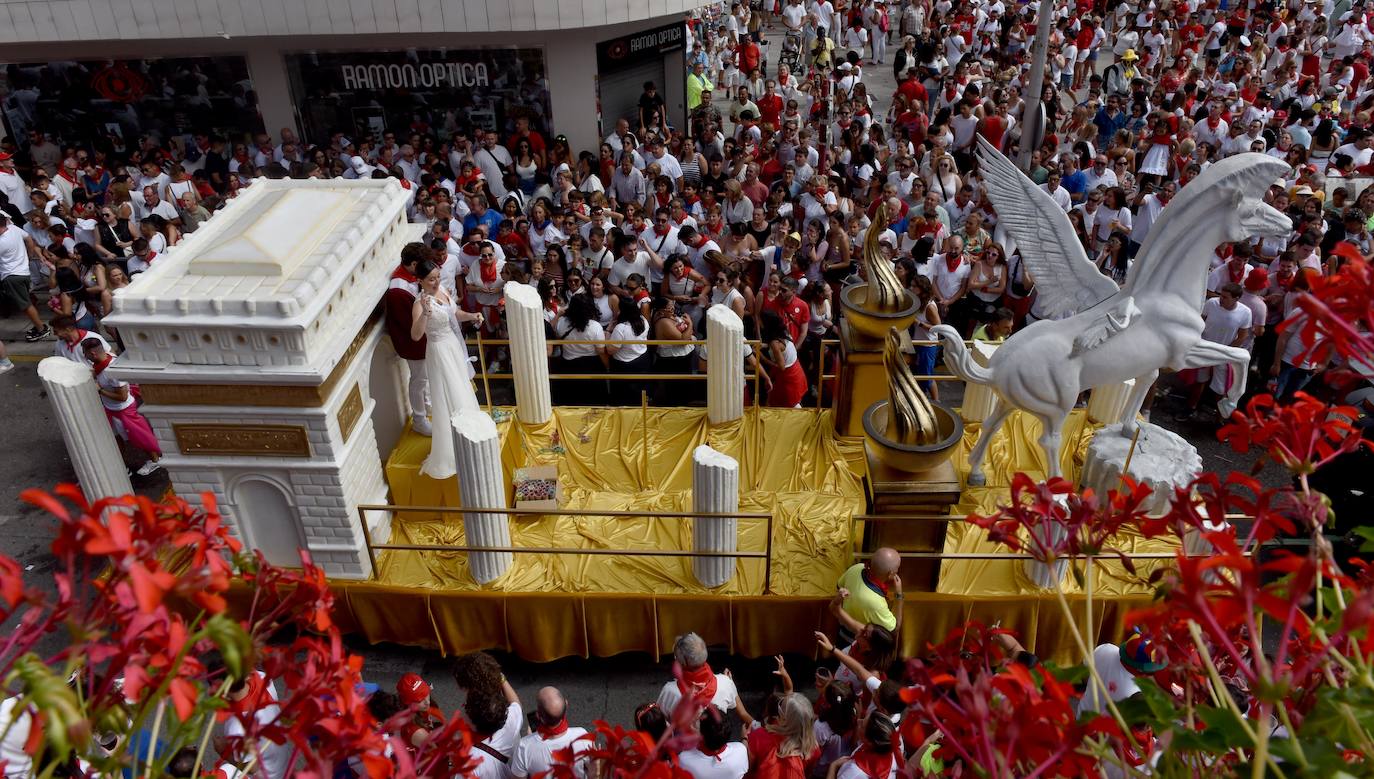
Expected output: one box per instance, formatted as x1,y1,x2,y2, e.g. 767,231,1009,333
140,311,380,408
174,424,312,457
337,384,364,442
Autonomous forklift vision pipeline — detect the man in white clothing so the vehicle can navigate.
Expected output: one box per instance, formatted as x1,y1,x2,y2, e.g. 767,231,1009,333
0,153,34,215
465,675,524,779
1040,169,1072,212
510,687,591,778
655,632,740,714
475,132,514,200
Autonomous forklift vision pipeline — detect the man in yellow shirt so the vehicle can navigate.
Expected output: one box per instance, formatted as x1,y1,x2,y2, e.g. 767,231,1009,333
834,547,902,638
686,62,714,111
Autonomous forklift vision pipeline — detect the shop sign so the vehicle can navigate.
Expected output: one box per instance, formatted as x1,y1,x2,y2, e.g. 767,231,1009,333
597,22,686,72
340,61,490,90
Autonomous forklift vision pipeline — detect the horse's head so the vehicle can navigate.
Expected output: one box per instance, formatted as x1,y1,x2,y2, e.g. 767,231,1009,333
1223,189,1292,243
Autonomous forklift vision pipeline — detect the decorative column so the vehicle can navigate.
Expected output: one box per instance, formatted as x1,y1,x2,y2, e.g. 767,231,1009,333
706,304,745,424
452,409,513,584
37,357,134,504
692,444,740,588
959,340,1000,423
1087,379,1137,426
503,283,552,424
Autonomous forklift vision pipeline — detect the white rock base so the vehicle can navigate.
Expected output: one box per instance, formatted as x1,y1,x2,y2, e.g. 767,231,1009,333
1080,422,1202,514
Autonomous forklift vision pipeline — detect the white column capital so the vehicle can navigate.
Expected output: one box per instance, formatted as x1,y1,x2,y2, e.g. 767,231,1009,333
706,305,746,424
504,283,552,424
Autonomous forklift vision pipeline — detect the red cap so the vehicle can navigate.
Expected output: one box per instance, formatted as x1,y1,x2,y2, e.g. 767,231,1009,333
1243,267,1269,292
0,152,12,161
397,673,431,705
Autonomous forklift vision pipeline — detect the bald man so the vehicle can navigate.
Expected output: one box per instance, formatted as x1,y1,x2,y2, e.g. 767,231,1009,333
835,547,903,634
510,686,591,778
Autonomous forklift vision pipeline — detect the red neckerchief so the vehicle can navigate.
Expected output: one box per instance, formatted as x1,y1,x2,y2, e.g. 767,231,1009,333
861,568,889,596
536,717,569,740
91,354,114,376
944,253,963,274
851,746,896,778
63,329,89,348
480,260,498,284
143,251,157,266
1228,262,1246,283
392,265,419,283
699,742,728,759
1276,270,1295,289
655,224,670,237
673,263,690,280
1207,115,1222,130
677,663,719,706
58,168,80,184
233,151,249,163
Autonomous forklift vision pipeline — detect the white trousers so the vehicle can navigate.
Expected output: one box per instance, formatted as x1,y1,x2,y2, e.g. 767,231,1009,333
406,358,429,417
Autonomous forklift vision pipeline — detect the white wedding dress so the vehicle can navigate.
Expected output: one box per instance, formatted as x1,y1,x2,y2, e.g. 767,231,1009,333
419,294,480,480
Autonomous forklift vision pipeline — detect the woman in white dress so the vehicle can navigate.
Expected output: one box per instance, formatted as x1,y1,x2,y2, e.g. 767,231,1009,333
410,259,484,480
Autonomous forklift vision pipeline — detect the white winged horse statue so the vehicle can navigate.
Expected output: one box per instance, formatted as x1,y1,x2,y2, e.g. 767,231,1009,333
934,138,1292,485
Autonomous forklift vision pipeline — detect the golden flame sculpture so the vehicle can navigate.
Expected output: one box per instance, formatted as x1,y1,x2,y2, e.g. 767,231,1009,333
883,327,940,446
863,203,907,313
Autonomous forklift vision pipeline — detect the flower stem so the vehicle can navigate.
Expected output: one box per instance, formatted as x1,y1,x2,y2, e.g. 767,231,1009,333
1051,576,1138,751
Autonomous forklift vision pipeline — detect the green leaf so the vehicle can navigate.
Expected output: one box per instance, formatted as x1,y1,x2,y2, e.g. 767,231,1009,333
1354,525,1374,553
1195,704,1256,748
1043,662,1089,685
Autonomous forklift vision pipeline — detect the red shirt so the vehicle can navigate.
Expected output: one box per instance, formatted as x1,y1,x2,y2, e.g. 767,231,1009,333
506,130,546,156
953,14,977,43
757,93,784,128
740,41,762,73
766,295,811,343
896,78,929,109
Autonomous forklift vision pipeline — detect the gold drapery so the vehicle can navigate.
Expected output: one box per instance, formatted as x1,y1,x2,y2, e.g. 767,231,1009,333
344,406,1170,661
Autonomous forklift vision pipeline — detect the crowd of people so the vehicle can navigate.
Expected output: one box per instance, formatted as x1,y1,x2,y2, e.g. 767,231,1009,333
3,0,1374,427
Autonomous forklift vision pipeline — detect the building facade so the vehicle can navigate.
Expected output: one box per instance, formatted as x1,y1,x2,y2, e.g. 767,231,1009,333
0,0,701,155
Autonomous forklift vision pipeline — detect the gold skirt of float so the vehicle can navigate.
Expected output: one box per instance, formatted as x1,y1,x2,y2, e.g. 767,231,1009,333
317,407,1177,663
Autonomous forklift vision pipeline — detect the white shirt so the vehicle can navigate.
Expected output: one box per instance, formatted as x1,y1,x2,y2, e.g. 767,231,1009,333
510,727,592,778
680,743,749,779
655,674,740,714
471,702,524,779
476,145,515,199
132,198,179,225
222,672,292,779
928,254,971,299
610,318,650,362
609,251,654,287
1041,183,1072,211
557,319,606,359
1207,263,1251,293
0,698,34,779
1200,297,1251,345
55,329,111,366
0,171,33,214
0,226,28,277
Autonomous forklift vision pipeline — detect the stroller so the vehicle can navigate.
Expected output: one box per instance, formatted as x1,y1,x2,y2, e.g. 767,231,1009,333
780,29,803,72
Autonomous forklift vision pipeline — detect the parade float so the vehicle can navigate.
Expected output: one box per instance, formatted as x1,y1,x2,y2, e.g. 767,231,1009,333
38,145,1292,664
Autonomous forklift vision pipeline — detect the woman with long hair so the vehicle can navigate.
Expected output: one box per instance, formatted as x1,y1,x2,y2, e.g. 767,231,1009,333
746,692,819,778
760,309,808,408
834,714,899,779
512,138,539,196
812,681,860,779
910,275,941,399
586,275,618,330
555,292,609,405
662,254,708,329
608,295,652,405
650,296,698,405
1095,230,1132,284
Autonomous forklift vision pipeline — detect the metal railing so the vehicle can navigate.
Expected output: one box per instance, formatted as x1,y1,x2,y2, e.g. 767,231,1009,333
847,512,1260,567
469,336,770,409
354,503,777,594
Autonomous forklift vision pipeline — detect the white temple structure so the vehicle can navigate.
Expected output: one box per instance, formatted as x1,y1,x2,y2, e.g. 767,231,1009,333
103,178,423,578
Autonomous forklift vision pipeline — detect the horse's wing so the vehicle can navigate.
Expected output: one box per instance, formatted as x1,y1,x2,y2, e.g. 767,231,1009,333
975,137,1120,319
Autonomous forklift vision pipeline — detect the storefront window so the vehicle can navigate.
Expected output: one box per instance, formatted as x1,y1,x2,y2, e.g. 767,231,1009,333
285,48,551,145
0,57,263,149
